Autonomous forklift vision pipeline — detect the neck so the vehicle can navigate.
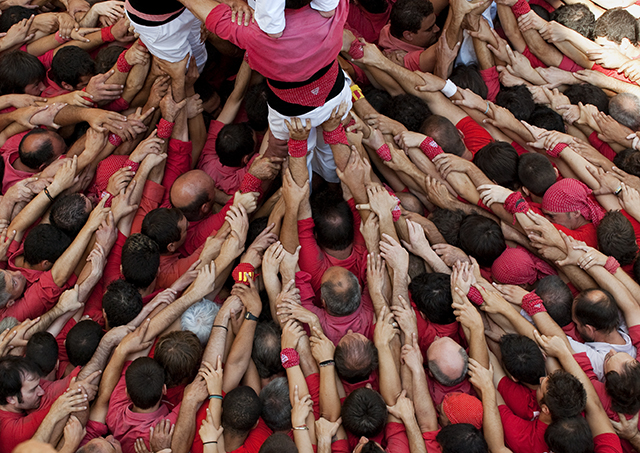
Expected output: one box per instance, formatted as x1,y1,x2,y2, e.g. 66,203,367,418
539,411,552,425
324,244,353,260
596,329,625,345
12,158,37,173
223,430,249,452
132,402,162,414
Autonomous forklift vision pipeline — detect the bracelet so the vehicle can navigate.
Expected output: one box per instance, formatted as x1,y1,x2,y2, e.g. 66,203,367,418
351,84,365,103
615,186,623,196
238,172,262,194
484,101,490,115
547,142,568,158
288,138,308,158
511,0,532,17
117,50,133,73
203,441,218,445
108,133,123,147
419,136,444,160
521,291,547,317
440,79,457,98
292,425,309,430
376,143,392,162
232,263,255,285
209,394,223,400
54,30,70,43
503,192,530,215
157,118,175,139
43,187,54,202
322,124,349,146
213,324,228,331
348,39,364,60
281,347,300,369
319,359,335,367
101,25,115,43
604,256,620,274
467,286,484,306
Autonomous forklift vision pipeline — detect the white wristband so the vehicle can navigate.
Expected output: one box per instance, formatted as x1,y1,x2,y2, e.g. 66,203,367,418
441,79,457,98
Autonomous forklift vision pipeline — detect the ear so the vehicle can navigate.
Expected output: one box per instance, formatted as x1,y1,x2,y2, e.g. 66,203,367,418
521,187,531,197
540,403,550,415
241,154,251,166
403,30,415,42
40,260,52,270
166,242,177,253
621,38,631,51
61,82,74,91
6,395,18,406
200,202,211,216
162,384,167,396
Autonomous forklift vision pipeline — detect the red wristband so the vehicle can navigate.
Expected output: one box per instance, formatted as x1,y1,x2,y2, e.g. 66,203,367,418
322,124,348,146
157,118,174,139
232,263,256,286
101,25,115,43
503,192,530,214
604,256,620,274
521,291,547,317
376,143,392,162
419,137,444,160
281,348,300,369
348,39,364,60
117,51,133,73
108,133,122,147
547,142,568,158
124,159,140,172
288,138,308,158
54,30,70,43
239,173,262,194
467,286,484,306
511,0,531,17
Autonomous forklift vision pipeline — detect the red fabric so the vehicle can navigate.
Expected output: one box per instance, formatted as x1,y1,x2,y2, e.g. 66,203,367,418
2,146,36,193
522,46,547,69
558,55,583,72
103,96,130,112
239,172,263,194
547,142,568,158
101,25,115,43
378,23,424,71
467,286,484,306
117,50,133,73
503,191,530,215
331,439,351,453
511,0,532,16
604,256,621,274
103,231,127,286
511,141,529,156
268,60,339,107
499,404,549,453
553,221,598,248
322,123,349,145
157,118,175,139
542,179,605,227
428,376,476,407
491,246,557,285
341,369,379,396
497,376,540,421
621,210,640,253
422,430,442,453
157,247,202,289
594,433,623,453
91,155,139,199
162,138,193,207
592,63,635,84
79,420,109,447
384,422,410,453
346,0,391,44
420,136,444,160
288,138,308,158
180,197,233,257
41,69,71,99
413,298,467,357
480,66,500,102
588,131,617,162
442,392,483,428
233,263,256,285
456,116,493,156
521,291,547,316
132,180,165,235
377,143,392,162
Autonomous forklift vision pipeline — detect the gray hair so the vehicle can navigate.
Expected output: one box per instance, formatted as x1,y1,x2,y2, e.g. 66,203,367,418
181,298,219,344
428,347,469,387
609,93,640,131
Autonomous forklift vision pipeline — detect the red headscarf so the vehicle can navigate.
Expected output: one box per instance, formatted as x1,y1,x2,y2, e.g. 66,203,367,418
442,392,483,429
491,246,557,285
541,179,605,226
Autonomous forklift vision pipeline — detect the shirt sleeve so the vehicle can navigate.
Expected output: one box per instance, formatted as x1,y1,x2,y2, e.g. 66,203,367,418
498,405,538,453
593,433,623,453
404,50,422,72
242,418,273,453
104,232,127,286
161,139,193,207
456,116,493,156
2,271,75,322
384,422,410,453
132,180,166,234
297,217,328,287
181,198,233,256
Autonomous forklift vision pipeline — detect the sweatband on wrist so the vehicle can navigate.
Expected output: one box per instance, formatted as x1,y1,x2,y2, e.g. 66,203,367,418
351,84,365,103
239,173,262,194
441,79,457,98
101,25,115,43
280,348,300,369
54,30,70,43
108,133,122,147
467,286,484,306
389,191,401,222
503,192,530,214
376,143,392,162
348,39,364,60
521,291,547,317
547,142,568,158
511,0,532,17
604,256,620,274
232,263,255,285
288,138,308,158
419,137,444,160
124,159,140,172
117,51,133,73
157,118,174,139
322,124,349,146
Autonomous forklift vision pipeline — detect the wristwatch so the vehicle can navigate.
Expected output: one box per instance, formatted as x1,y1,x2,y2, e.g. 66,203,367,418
245,311,259,322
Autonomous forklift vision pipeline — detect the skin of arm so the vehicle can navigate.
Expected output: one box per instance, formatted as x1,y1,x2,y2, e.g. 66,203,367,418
402,333,439,433
310,327,341,422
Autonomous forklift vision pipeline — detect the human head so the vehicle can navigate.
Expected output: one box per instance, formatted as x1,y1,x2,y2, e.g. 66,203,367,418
551,4,595,38
259,433,298,453
334,332,378,383
529,105,565,132
0,6,35,32
409,272,456,325
141,208,188,254
13,440,58,453
18,129,67,171
260,377,292,432
517,153,556,198
50,193,92,238
500,334,546,386
491,246,556,286
154,331,202,387
450,64,488,99
25,332,58,377
389,0,437,48
170,170,217,222
181,298,219,345
65,320,104,367
320,267,361,317
50,46,95,91
594,8,638,50
358,0,388,13
95,46,125,74
311,194,355,252
0,51,45,95
542,179,605,228
75,436,123,453
458,215,506,267
382,94,431,132
421,115,467,158
0,269,27,307
102,279,143,328
441,393,483,428
429,209,466,247
217,123,256,167
530,3,550,20
495,85,535,121
0,356,44,409
252,321,285,380
609,93,640,131
604,355,640,414
362,86,392,113
222,386,262,436
342,388,387,438
23,224,70,268
125,357,165,409
435,423,488,453
613,148,640,177
572,288,620,341
427,337,469,387
539,370,586,420
244,81,269,131
284,0,312,8
473,142,520,191
597,211,638,265
563,84,608,113
534,276,573,327
544,417,594,453
121,233,160,289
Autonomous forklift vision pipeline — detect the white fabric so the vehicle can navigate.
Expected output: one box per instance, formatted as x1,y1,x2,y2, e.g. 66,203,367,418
254,0,340,34
568,329,637,381
455,2,497,66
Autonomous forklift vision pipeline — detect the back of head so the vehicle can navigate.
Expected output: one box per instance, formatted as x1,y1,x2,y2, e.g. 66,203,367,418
563,85,608,114
358,0,388,13
458,215,506,267
499,334,546,386
154,331,202,387
0,51,45,95
66,320,104,366
574,288,620,334
450,64,488,99
389,0,434,38
342,388,388,438
50,194,91,238
594,8,638,45
609,93,640,131
284,0,312,8
19,129,63,171
311,192,354,251
121,233,160,289
259,433,298,453
217,123,255,167
597,211,638,265
0,6,35,32
23,224,71,267
534,276,573,327
530,3,550,21
409,272,455,324
421,115,466,156
613,148,640,177
260,377,292,432
245,81,269,131
382,94,431,132
95,45,125,74
142,208,184,254
518,153,556,197
428,342,469,387
181,298,219,345
429,209,466,247
125,357,165,409
435,423,488,453
0,356,40,404
362,86,392,113
50,46,95,89
544,417,594,453
551,4,595,38
252,321,285,379
25,332,58,376
102,279,143,327
605,360,640,414
544,370,587,420
335,336,378,383
320,269,361,317
473,141,520,191
529,105,565,132
495,85,535,121
222,386,262,435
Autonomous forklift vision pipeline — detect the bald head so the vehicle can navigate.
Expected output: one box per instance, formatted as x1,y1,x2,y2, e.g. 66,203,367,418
427,337,468,387
170,170,216,221
320,266,361,317
18,129,66,171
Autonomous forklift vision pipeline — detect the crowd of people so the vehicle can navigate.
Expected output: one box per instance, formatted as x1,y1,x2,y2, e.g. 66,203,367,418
0,0,640,451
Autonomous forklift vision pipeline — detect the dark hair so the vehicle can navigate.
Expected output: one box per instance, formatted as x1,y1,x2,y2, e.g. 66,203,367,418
0,51,45,95
125,357,165,409
342,388,387,438
252,321,285,379
121,233,160,289
154,331,202,387
544,417,594,453
542,370,587,420
95,46,125,74
23,224,71,266
284,0,312,9
19,129,62,170
518,153,556,197
534,275,573,327
245,81,269,131
0,6,36,32
613,148,640,177
320,270,361,317
458,215,506,267
260,377,292,432
573,288,620,334
102,279,144,327
382,94,431,132
450,64,488,99
495,85,535,121
609,93,640,131
141,208,185,254
50,46,95,89
0,356,41,404
258,433,298,453
361,441,385,453
500,334,546,386
389,0,434,37
597,211,638,266
605,361,640,414
429,209,466,247
530,3,550,21
65,320,104,366
362,86,392,113
358,0,388,14
311,193,354,251
335,337,378,384
217,123,255,167
222,386,263,435
563,85,608,114
529,105,565,133
247,217,270,248
25,332,58,376
409,272,455,324
473,141,520,191
50,194,91,238
421,115,466,157
176,189,210,222
436,424,488,453
551,4,595,39
594,8,638,45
